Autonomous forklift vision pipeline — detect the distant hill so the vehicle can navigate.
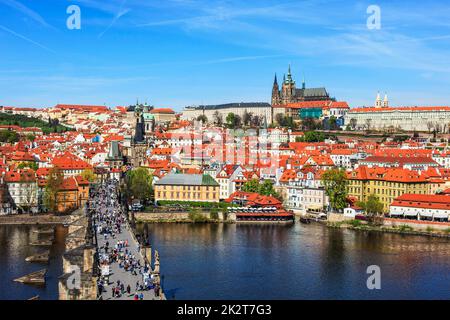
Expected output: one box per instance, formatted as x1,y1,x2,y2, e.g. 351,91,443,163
0,112,74,134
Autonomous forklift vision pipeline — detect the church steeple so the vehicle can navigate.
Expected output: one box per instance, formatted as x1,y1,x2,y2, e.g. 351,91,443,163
375,91,382,108
383,93,389,108
271,73,281,106
133,111,146,144
286,64,294,84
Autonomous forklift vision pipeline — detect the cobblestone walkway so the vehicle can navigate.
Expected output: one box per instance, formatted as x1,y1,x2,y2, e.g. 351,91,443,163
93,182,160,301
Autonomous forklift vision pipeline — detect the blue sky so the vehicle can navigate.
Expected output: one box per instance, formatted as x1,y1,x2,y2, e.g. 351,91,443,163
1,0,450,110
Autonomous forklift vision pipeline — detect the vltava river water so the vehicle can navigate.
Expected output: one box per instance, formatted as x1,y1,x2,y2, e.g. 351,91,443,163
0,225,67,300
1,223,449,300
141,223,450,300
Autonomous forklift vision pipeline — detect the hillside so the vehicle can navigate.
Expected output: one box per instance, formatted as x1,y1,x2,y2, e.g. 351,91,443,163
0,112,73,134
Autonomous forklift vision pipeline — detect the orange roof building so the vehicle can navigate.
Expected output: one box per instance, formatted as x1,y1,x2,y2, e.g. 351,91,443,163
347,166,443,213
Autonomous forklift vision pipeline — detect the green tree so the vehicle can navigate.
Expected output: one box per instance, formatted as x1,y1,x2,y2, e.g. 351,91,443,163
81,169,96,182
243,111,253,126
26,133,36,142
0,130,19,143
0,112,72,135
226,112,242,129
275,113,284,126
241,179,260,193
196,115,208,124
17,162,38,171
43,167,64,213
297,131,325,143
329,116,338,130
321,169,348,212
275,114,296,129
226,113,236,128
126,168,153,202
357,195,384,217
349,118,357,130
213,111,223,126
258,180,281,198
242,179,281,199
302,117,321,131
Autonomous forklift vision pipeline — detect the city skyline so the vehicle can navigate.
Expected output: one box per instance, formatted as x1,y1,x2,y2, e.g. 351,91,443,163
2,0,450,110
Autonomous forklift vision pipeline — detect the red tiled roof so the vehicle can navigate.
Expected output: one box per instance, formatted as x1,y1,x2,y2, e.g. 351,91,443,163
36,167,51,177
225,191,282,207
59,177,78,191
348,166,429,183
75,175,90,186
350,106,450,113
55,104,109,112
151,108,175,114
361,156,438,165
392,194,450,210
52,153,92,170
4,169,36,183
275,100,349,110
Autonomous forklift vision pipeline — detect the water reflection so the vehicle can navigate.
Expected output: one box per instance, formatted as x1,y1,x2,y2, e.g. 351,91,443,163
0,225,67,300
142,223,450,300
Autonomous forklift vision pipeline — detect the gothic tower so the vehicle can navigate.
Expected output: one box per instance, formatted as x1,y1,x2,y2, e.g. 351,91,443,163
281,64,296,105
130,104,148,167
271,74,281,106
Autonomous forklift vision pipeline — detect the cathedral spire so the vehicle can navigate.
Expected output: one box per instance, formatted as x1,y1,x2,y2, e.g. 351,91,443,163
272,72,281,106
286,64,294,84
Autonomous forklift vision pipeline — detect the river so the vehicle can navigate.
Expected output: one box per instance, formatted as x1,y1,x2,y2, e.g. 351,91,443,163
140,223,450,300
1,222,449,300
0,225,67,300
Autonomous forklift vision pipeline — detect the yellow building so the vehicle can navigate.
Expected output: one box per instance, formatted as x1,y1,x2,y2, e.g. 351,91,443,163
154,173,219,203
347,166,435,212
150,108,176,123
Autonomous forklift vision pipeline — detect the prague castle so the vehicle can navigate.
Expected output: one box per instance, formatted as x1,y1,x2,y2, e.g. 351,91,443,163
271,65,331,106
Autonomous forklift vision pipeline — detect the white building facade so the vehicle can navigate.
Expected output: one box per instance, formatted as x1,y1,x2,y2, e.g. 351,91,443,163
345,106,450,132
182,103,273,124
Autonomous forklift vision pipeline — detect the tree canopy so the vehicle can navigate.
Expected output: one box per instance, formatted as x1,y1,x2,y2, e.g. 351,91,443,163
275,114,296,129
81,169,96,182
17,162,38,171
0,130,19,143
242,179,281,199
43,167,64,213
125,168,153,202
226,113,242,129
196,115,208,124
357,195,384,217
0,112,72,134
296,131,326,143
321,169,348,212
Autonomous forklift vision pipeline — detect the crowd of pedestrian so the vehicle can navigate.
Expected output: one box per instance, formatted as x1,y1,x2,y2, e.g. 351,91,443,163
90,180,161,300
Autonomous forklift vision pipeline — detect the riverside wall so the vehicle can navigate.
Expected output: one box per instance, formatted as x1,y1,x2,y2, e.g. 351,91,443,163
135,211,236,222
